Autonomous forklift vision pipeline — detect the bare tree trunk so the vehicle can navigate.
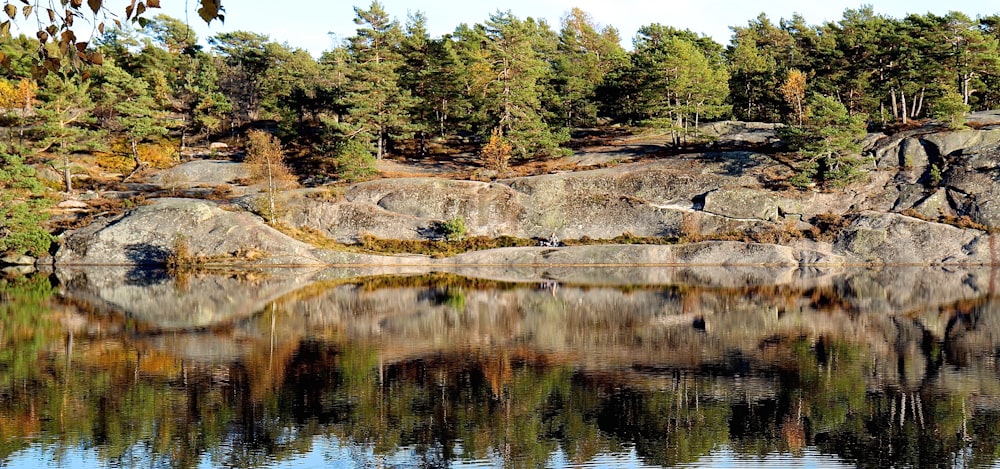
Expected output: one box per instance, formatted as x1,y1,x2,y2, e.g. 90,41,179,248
266,154,275,223
62,154,72,192
900,90,908,125
914,88,924,118
890,88,898,120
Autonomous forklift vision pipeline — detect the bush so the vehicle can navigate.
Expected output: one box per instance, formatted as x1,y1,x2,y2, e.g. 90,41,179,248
930,89,970,130
442,217,467,241
334,140,378,183
0,152,53,256
480,127,512,174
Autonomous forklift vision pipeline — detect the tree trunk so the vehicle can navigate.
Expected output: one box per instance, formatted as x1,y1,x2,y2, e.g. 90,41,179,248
266,154,275,223
63,154,72,192
912,87,924,118
890,87,898,120
900,90,908,125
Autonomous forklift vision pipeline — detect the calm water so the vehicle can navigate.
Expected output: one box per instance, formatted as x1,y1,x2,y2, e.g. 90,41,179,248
2,265,1000,468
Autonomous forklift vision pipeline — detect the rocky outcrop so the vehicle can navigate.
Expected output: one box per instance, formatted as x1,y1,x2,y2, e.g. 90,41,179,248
834,211,994,264
51,121,1000,267
55,198,326,266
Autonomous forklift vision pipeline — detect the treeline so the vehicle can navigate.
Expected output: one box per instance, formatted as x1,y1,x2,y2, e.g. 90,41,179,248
1,3,998,167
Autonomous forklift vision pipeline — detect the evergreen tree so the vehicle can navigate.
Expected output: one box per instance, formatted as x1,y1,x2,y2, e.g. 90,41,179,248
209,31,274,123
553,8,626,127
343,1,412,160
479,11,567,158
784,94,868,188
97,64,168,176
33,74,103,192
0,152,53,256
726,14,795,121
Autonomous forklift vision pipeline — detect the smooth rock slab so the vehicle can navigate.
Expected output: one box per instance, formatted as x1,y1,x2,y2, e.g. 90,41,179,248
56,198,324,266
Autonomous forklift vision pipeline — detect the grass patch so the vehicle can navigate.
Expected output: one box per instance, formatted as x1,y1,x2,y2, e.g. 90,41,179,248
358,234,535,258
564,232,676,246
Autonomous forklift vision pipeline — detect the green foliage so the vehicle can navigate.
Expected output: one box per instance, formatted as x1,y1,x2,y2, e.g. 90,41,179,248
600,26,729,142
929,163,943,186
461,11,569,158
930,89,970,130
343,1,413,160
333,139,377,183
441,216,467,241
33,74,104,192
783,94,869,188
96,64,168,169
0,152,53,256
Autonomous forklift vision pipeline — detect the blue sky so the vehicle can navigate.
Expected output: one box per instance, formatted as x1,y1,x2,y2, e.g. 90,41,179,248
156,0,1000,56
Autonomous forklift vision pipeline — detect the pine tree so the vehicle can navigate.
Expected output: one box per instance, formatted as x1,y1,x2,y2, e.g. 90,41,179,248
98,64,168,177
33,74,103,192
480,11,567,158
344,1,412,160
553,8,626,127
785,94,868,188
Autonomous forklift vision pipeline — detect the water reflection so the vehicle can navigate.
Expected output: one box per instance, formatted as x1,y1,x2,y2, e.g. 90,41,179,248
2,267,1000,467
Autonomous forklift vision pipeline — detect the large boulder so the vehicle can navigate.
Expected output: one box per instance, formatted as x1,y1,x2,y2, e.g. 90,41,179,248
921,128,1000,157
833,211,993,264
56,198,325,265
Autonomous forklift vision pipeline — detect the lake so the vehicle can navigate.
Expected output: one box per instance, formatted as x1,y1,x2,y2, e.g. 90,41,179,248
1,265,999,468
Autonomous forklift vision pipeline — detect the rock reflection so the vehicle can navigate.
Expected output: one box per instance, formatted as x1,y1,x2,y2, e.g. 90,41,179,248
0,267,999,467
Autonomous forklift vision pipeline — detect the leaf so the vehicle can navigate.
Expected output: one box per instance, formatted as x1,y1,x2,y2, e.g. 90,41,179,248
113,18,121,29
90,51,102,65
70,0,81,9
0,21,8,37
147,0,160,8
197,0,221,24
135,2,144,17
21,4,30,17
46,8,54,21
4,4,15,19
87,0,100,14
75,41,87,52
97,22,103,34
36,30,48,43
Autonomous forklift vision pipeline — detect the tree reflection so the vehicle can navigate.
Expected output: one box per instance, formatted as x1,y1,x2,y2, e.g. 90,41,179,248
2,271,1000,467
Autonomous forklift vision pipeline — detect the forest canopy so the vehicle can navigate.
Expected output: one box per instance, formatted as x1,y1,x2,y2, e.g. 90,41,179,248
1,3,998,161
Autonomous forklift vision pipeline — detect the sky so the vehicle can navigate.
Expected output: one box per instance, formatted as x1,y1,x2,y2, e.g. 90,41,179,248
153,0,1000,56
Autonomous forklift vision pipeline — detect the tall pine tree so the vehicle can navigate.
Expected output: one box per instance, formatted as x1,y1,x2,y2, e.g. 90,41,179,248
344,1,412,160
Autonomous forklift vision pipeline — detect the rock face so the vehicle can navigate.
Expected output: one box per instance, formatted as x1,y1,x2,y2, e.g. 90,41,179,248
834,212,994,264
56,198,326,266
52,121,1000,267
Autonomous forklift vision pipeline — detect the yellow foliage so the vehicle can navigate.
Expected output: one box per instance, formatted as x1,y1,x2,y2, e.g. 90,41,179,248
0,80,16,110
481,127,512,174
0,78,37,112
94,151,133,173
780,69,808,125
138,142,179,169
96,142,178,173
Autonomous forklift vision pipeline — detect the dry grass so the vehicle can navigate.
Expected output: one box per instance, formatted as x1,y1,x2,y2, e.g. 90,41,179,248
358,234,535,258
901,208,994,232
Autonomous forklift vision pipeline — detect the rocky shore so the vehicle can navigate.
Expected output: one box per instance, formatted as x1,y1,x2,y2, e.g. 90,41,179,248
39,116,1000,268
